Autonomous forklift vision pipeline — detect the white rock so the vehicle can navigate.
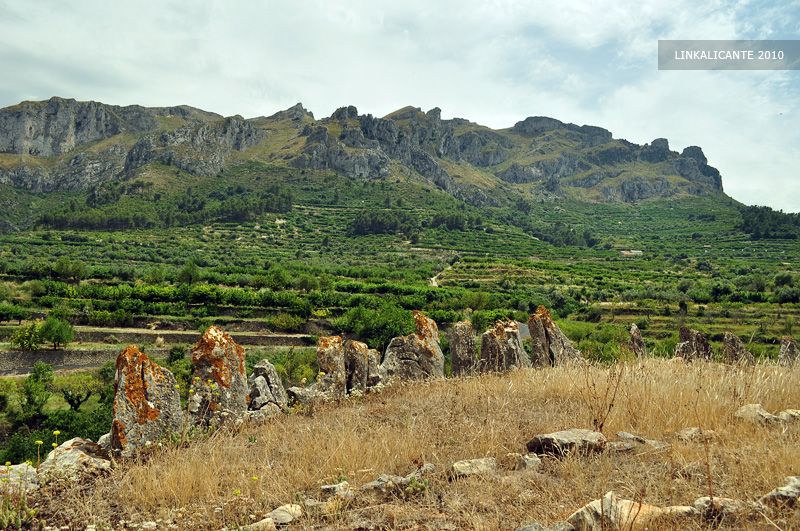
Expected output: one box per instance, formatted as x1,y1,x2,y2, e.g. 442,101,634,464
734,403,779,423
267,504,302,524
449,457,497,478
0,463,38,493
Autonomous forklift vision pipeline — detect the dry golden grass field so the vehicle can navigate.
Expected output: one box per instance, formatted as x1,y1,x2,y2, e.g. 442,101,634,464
32,358,800,530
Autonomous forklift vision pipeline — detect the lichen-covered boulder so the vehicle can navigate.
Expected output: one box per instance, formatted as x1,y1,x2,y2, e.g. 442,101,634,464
778,336,798,367
480,319,531,372
248,359,288,410
629,323,647,358
366,347,383,387
724,331,755,365
344,339,369,393
448,320,476,376
110,345,184,458
674,326,713,361
379,311,445,381
528,306,582,367
40,437,111,479
316,335,346,398
188,327,248,426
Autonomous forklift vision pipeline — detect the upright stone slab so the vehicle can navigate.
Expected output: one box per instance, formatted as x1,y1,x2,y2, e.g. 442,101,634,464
528,306,582,367
379,311,445,381
111,345,184,458
344,339,369,393
448,320,476,377
724,331,755,365
674,326,713,361
629,323,647,358
778,336,798,367
248,359,288,410
188,327,248,426
316,336,346,398
480,319,531,372
366,347,383,387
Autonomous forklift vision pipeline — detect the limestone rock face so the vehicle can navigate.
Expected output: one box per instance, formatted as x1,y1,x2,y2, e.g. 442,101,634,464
248,359,288,411
527,429,606,456
724,332,755,365
110,345,184,458
479,319,531,372
379,311,445,381
189,327,248,426
779,336,798,367
315,336,347,398
448,321,476,377
629,323,647,358
39,437,111,479
528,306,582,367
674,326,713,361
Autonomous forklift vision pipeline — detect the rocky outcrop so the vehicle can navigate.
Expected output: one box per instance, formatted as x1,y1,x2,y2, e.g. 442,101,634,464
479,319,531,372
110,345,184,458
248,359,288,412
528,306,582,367
188,327,248,426
671,146,723,191
674,326,713,361
602,176,673,203
448,321,476,376
456,129,513,166
496,155,583,184
265,102,314,123
723,332,755,365
379,311,445,381
39,437,111,479
778,336,798,367
629,323,647,358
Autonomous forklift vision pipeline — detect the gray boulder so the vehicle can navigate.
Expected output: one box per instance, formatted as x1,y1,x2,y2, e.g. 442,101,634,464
39,437,111,479
344,339,370,393
188,327,249,426
480,319,531,372
759,476,800,509
778,336,798,367
528,306,582,367
110,345,184,458
248,359,288,410
315,335,346,398
724,332,755,365
379,311,445,381
629,323,647,358
527,429,606,456
674,326,713,361
449,457,497,479
448,320,477,376
0,463,38,493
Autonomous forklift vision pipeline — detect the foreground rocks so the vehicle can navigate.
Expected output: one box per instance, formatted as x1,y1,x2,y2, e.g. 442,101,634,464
480,319,531,372
528,306,582,367
188,326,248,426
110,345,184,458
674,326,713,361
379,311,445,381
734,403,800,424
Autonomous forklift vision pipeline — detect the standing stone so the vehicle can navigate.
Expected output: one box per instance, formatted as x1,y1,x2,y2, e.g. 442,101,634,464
778,336,798,367
674,326,713,361
248,359,288,410
379,311,445,381
344,339,369,393
188,327,248,426
723,331,755,365
316,336,346,398
110,345,184,458
528,306,582,367
448,320,476,376
366,347,383,387
480,319,531,372
629,323,647,358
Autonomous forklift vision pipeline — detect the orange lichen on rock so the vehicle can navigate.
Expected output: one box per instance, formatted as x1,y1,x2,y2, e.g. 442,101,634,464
192,326,246,389
413,310,439,343
117,345,160,424
532,305,555,332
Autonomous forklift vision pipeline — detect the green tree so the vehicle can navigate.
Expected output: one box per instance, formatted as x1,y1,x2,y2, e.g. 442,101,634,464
52,373,100,411
10,320,42,351
178,260,201,286
39,316,74,350
145,265,166,285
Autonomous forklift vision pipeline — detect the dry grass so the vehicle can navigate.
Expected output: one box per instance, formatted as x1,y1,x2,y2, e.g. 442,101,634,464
32,358,800,530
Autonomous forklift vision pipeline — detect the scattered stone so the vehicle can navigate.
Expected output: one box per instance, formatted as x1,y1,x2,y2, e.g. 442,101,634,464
759,476,800,509
734,403,779,424
676,427,714,442
568,491,697,531
528,306,582,367
629,323,647,358
379,311,445,381
694,496,753,521
674,326,712,362
511,453,542,471
723,332,755,365
246,517,277,531
188,327,248,426
449,457,497,478
616,431,645,444
248,359,288,410
360,463,436,497
0,463,38,493
110,345,184,458
286,386,320,407
38,437,110,479
527,429,606,456
319,481,354,499
605,441,637,453
778,409,800,422
516,524,576,531
448,320,477,376
140,523,158,530
266,504,302,525
244,403,282,423
778,336,799,367
480,319,531,372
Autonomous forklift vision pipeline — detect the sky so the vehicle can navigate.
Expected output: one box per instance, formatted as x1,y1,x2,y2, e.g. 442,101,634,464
1,0,799,211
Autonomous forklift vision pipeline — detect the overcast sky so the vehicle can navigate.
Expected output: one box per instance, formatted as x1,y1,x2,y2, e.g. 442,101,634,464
1,0,799,211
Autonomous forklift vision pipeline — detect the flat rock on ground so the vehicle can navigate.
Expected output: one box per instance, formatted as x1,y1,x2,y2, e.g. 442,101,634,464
527,429,606,456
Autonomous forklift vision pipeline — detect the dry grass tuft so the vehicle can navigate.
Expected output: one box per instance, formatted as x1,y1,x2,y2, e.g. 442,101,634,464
31,358,800,529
